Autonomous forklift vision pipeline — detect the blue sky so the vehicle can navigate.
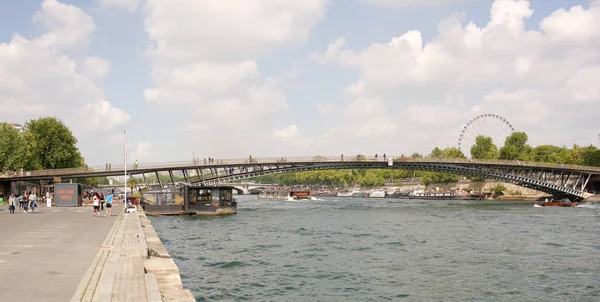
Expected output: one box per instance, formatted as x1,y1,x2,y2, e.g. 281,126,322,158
0,0,598,166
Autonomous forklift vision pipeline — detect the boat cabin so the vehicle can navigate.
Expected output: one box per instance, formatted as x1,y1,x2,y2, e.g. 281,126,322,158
186,185,238,214
142,185,237,216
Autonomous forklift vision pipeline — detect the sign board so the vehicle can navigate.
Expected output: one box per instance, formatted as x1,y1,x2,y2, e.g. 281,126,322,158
388,158,394,167
53,177,61,183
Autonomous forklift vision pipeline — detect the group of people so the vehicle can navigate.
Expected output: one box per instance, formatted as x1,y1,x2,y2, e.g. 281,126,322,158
7,191,39,214
91,191,114,218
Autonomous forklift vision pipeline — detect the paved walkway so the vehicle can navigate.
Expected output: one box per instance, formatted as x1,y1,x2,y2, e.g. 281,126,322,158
0,203,122,302
71,207,153,301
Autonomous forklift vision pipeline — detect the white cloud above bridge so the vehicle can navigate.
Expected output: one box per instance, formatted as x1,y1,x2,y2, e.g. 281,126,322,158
0,0,598,165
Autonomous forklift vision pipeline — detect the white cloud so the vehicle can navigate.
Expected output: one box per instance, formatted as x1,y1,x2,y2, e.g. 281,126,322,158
567,67,600,102
129,141,153,162
307,0,600,156
142,0,330,158
271,125,314,148
77,100,131,132
33,0,96,49
96,0,141,12
361,0,459,8
145,0,330,62
83,57,111,79
317,102,334,113
0,0,129,164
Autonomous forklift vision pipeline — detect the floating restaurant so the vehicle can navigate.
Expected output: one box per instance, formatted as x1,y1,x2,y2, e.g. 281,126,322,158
141,185,237,216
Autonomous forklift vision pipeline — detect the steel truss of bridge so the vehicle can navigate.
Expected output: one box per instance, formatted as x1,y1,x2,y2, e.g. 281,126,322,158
3,156,600,200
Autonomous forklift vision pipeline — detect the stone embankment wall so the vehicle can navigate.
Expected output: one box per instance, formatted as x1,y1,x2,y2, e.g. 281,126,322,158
138,210,196,301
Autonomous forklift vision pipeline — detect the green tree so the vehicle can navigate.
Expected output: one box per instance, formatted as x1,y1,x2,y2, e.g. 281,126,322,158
0,123,27,172
499,132,532,160
582,145,600,166
410,152,423,158
470,135,499,159
23,117,84,170
441,147,466,158
429,147,443,158
531,145,568,163
491,184,506,196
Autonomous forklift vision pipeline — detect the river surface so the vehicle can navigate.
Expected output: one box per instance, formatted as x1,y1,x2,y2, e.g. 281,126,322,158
150,197,600,301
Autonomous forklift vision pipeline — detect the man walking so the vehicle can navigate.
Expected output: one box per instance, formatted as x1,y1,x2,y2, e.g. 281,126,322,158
105,192,113,217
29,191,37,213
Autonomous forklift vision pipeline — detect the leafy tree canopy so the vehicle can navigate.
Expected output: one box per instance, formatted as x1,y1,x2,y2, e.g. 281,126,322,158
24,117,84,170
0,123,27,172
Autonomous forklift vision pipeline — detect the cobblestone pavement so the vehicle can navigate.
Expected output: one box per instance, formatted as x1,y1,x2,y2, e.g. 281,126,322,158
0,203,122,302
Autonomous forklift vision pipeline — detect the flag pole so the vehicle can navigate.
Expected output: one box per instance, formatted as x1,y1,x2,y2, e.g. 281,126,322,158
124,130,127,205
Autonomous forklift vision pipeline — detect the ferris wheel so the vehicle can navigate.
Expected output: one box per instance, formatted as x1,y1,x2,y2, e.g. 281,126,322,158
458,114,515,156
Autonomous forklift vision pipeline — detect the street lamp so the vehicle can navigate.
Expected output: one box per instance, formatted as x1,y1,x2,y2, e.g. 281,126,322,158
124,130,127,204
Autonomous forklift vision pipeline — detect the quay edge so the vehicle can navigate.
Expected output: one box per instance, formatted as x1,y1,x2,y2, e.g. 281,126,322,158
139,208,196,301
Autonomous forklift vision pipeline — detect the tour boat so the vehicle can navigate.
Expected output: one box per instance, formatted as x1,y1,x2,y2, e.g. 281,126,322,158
289,190,312,200
534,198,578,207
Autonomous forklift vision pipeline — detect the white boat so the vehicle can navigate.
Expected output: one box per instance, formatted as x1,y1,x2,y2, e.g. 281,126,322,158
369,191,386,198
336,191,353,197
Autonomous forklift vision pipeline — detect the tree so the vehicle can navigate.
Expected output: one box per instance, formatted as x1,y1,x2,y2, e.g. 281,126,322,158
410,152,423,158
23,117,84,170
441,147,466,159
499,132,532,160
491,184,506,196
0,123,27,172
470,135,499,159
429,147,443,158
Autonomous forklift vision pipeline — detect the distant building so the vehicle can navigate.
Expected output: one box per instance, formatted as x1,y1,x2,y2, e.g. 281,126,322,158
10,123,24,132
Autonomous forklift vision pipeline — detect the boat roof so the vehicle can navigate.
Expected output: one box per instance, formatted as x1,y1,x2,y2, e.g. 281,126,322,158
189,185,234,190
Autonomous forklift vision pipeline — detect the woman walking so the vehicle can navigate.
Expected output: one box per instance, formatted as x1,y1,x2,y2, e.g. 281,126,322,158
23,192,29,213
92,192,101,218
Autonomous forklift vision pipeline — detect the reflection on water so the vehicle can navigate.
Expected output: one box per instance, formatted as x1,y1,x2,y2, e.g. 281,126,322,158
150,196,600,301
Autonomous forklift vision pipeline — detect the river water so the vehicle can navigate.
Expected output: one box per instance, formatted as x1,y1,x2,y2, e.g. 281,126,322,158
150,196,600,301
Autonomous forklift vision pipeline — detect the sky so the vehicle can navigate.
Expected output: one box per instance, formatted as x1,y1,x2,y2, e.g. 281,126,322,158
1,0,599,166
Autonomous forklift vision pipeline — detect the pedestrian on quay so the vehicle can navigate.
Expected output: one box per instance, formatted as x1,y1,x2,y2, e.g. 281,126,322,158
23,192,29,213
105,192,113,217
92,192,101,217
18,194,23,210
100,192,105,211
8,193,16,214
29,191,37,213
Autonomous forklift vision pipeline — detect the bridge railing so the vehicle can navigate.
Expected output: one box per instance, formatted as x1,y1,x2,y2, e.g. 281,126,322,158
4,156,600,179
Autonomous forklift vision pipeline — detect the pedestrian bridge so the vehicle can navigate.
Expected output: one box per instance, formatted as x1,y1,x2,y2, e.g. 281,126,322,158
3,156,600,200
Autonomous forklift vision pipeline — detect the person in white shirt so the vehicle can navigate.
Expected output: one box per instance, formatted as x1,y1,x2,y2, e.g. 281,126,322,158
29,192,37,213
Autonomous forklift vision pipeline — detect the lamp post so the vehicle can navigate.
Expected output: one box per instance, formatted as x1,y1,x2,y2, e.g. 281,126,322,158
124,130,127,205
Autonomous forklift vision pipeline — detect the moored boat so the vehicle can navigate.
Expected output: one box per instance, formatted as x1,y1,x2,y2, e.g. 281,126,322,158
369,190,386,198
336,191,354,197
142,185,238,216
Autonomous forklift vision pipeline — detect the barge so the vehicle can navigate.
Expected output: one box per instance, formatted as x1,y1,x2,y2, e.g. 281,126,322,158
142,185,237,216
